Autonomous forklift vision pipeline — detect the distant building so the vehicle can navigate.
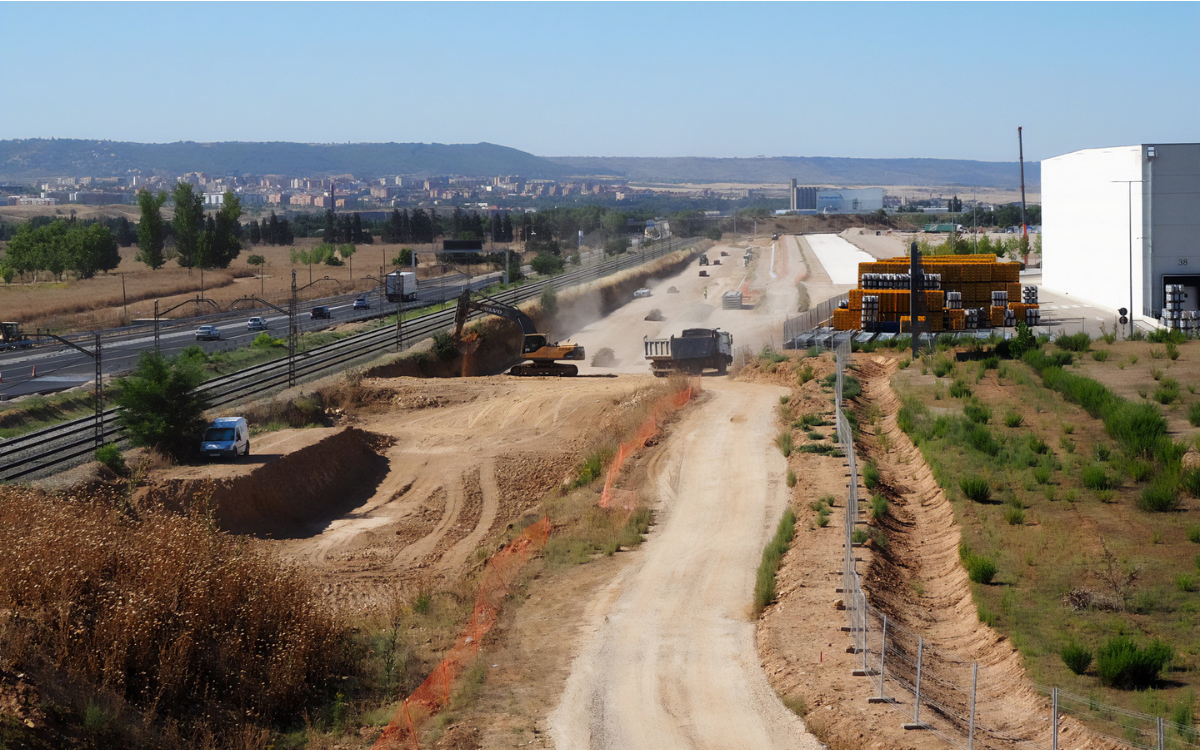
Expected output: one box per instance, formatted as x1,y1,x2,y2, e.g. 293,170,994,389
289,193,315,206
817,188,884,214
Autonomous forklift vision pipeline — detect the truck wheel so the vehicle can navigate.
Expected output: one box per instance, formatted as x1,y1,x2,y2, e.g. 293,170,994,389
717,362,728,375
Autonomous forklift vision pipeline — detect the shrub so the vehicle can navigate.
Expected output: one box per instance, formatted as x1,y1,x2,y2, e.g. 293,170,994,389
1180,469,1200,499
115,352,212,461
1189,402,1200,428
431,331,458,361
798,364,815,384
871,494,888,520
966,424,1000,456
1033,465,1052,485
251,332,284,349
1154,378,1181,405
1096,636,1173,689
949,379,972,399
531,252,564,276
863,461,880,489
776,431,794,457
94,443,126,475
786,469,797,487
1166,341,1181,361
1055,332,1092,352
1148,327,1187,345
1004,411,1023,428
1138,479,1181,512
842,375,862,400
851,528,869,545
1124,458,1153,482
754,509,796,614
965,554,998,584
1004,505,1026,525
965,402,992,424
1176,574,1198,593
1082,465,1114,491
1061,642,1093,675
960,475,992,503
1091,350,1110,362
1188,526,1200,544
933,358,954,378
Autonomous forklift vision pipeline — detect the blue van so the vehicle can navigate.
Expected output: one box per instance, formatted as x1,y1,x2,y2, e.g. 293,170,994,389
201,417,250,459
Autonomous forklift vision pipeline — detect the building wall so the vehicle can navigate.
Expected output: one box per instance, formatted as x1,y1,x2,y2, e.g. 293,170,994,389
1042,145,1143,319
1043,144,1199,322
816,187,883,214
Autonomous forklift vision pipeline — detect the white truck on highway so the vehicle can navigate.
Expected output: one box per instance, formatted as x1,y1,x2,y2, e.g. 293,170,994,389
385,271,418,303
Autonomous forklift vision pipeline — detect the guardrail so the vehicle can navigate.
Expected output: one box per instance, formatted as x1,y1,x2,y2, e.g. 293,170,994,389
1,240,698,482
829,344,1194,750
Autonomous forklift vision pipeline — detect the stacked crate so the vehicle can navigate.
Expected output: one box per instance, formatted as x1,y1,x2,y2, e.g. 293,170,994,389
1162,285,1191,331
834,254,1034,331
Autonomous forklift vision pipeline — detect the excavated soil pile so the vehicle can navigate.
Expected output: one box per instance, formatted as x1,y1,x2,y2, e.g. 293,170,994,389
146,426,393,538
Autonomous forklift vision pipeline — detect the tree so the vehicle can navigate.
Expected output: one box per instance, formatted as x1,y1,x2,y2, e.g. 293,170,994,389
502,213,514,242
351,213,364,244
267,212,280,245
172,183,205,268
115,216,136,247
248,219,261,245
71,222,121,278
136,190,168,270
324,210,336,244
604,236,630,255
202,192,243,269
115,351,212,461
705,227,723,241
531,252,564,276
247,253,266,276
338,243,356,279
391,248,416,267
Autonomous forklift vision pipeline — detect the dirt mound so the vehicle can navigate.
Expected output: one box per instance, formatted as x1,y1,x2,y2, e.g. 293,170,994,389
145,427,393,538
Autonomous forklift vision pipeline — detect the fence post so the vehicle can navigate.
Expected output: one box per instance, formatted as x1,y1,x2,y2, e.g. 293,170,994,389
869,615,890,703
904,636,927,730
968,662,978,750
1051,687,1058,750
1158,716,1164,750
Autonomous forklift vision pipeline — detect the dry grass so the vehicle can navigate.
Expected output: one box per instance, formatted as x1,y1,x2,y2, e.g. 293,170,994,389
0,485,347,746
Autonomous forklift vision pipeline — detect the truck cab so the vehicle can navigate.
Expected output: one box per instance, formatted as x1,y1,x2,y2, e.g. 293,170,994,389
0,322,32,351
698,254,709,266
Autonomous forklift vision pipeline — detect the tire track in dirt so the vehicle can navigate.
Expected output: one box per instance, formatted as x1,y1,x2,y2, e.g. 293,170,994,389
859,355,1121,750
549,379,821,750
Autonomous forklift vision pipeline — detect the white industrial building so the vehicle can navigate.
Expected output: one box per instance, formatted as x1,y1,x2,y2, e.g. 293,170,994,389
1042,143,1200,327
817,187,884,215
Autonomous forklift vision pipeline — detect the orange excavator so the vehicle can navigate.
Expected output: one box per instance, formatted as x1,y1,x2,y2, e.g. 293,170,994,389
452,290,586,376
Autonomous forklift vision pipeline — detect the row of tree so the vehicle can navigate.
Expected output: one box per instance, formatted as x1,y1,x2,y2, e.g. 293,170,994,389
135,185,244,271
2,219,121,281
246,212,296,246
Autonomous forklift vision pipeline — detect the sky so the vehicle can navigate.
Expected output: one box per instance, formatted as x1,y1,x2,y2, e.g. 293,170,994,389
1,2,1196,162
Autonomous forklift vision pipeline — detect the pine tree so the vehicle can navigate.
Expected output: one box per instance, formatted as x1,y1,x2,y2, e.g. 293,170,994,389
249,219,261,244
352,213,364,243
503,213,514,242
268,213,280,245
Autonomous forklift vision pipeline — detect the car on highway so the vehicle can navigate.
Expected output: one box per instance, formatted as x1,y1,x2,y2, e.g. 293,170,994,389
353,295,371,310
195,324,221,341
634,288,652,298
310,306,332,320
247,316,268,331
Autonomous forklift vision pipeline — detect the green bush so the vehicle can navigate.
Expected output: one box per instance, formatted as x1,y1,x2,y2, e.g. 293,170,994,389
1189,402,1200,428
966,424,1000,456
1055,332,1092,352
1081,465,1114,491
1154,378,1181,405
871,494,888,520
251,332,284,349
842,375,862,400
531,252,564,276
1061,642,1093,675
863,461,880,489
965,554,998,584
1180,469,1200,499
933,358,954,378
1148,327,1187,345
786,469,796,487
1176,574,1198,593
94,444,126,476
776,431,794,457
949,379,972,399
1033,465,1052,485
964,402,992,424
1188,526,1200,544
798,364,815,384
1004,411,1023,428
960,475,992,503
115,352,213,461
1096,636,1173,689
851,528,869,545
1138,479,1181,512
754,509,796,614
1004,505,1026,525
1091,350,1110,362
431,331,458,361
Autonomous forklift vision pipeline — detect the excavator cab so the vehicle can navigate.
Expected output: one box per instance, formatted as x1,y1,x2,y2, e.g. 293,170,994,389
522,334,548,354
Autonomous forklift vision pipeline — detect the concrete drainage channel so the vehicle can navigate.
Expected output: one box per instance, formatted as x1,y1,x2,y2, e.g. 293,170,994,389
0,241,702,482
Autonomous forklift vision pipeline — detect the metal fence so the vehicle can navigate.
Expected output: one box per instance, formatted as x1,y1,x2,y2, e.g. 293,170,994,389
0,240,702,482
829,344,1199,750
783,293,847,345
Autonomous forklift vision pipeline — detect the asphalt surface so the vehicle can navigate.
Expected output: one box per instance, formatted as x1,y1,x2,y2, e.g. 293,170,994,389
0,272,499,400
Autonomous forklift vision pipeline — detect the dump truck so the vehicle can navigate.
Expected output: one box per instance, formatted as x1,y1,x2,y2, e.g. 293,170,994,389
643,328,733,376
0,322,33,351
385,271,418,303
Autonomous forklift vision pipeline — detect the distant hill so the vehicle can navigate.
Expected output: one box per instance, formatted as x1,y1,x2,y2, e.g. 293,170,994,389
544,155,1040,189
0,139,587,180
0,139,1040,189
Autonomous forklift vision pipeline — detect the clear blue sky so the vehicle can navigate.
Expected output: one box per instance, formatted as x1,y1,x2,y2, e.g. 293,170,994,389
1,2,1196,162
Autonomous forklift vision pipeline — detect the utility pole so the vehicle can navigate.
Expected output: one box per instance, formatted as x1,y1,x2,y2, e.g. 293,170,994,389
396,273,403,351
289,270,298,387
910,241,923,360
1018,126,1028,261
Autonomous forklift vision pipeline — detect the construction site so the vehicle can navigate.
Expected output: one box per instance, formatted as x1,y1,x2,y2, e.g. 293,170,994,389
2,229,1199,750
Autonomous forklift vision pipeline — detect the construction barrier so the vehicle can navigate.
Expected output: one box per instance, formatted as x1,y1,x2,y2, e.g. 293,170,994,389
372,517,552,750
599,377,701,510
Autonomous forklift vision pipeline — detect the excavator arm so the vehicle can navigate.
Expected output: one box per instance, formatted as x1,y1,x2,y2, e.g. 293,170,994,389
453,290,539,339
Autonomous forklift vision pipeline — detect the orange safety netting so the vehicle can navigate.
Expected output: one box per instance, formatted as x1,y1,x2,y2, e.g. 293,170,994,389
372,517,552,750
599,377,701,509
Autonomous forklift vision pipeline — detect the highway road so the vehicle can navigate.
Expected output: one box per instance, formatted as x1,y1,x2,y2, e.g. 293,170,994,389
0,271,499,400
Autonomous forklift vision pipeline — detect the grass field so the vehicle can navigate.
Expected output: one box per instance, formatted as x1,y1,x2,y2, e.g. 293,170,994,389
890,344,1200,724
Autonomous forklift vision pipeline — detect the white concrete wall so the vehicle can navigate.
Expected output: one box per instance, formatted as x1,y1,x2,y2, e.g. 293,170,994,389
1042,145,1145,320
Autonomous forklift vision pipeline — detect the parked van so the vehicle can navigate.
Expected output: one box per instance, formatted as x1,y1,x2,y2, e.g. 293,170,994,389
201,417,250,459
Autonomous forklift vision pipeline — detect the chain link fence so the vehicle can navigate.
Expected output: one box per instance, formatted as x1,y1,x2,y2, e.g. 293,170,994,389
827,343,1198,750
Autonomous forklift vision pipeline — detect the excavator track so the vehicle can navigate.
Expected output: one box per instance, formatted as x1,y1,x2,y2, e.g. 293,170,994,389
509,363,579,377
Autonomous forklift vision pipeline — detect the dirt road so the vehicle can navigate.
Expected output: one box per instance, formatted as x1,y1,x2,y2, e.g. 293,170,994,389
549,378,820,750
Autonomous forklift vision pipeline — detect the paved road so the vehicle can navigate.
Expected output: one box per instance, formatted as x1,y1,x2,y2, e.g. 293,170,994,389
0,273,498,399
